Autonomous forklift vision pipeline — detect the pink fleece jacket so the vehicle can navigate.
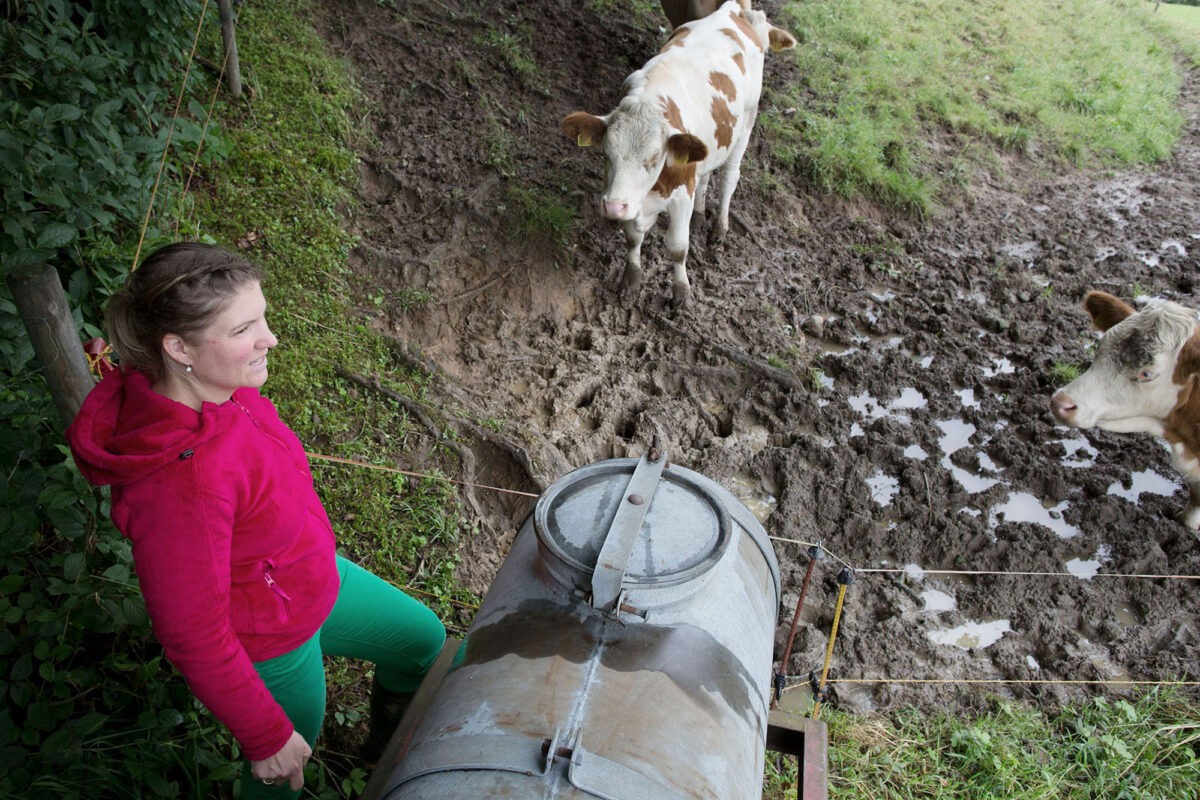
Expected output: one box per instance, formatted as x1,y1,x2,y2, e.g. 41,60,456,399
66,369,339,760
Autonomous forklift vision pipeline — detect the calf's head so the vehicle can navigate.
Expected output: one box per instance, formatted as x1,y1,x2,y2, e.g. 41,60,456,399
561,101,708,222
1050,291,1200,435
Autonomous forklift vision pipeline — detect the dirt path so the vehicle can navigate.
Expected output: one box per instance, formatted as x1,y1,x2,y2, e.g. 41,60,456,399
314,0,1199,714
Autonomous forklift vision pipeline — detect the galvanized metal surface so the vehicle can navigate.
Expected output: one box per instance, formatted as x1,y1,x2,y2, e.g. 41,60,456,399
380,458,781,799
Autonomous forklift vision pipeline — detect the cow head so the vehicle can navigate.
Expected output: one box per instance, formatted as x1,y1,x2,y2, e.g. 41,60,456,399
562,101,708,222
1050,291,1200,435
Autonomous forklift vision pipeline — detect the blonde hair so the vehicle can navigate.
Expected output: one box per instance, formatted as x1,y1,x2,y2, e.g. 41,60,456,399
105,243,264,382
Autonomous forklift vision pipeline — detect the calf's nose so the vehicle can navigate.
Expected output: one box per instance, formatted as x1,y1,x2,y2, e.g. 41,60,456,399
1050,393,1076,422
602,199,629,220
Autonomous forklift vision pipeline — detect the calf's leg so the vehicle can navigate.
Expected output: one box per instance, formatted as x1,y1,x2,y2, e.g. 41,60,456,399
620,218,649,299
664,199,693,306
709,132,751,248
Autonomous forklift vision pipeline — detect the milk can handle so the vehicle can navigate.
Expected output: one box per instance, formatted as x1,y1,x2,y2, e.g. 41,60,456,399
590,443,667,612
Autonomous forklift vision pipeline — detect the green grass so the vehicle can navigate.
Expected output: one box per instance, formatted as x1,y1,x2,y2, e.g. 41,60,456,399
183,1,476,625
1157,3,1200,42
762,0,1188,215
763,690,1200,800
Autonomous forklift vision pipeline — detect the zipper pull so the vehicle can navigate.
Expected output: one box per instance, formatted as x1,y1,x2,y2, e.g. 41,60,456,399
261,560,293,602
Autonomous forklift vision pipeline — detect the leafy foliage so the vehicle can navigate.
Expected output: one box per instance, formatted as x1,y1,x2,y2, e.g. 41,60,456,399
0,1,246,797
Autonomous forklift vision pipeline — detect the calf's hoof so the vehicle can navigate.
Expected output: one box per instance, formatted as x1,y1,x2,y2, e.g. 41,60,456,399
670,283,690,308
706,223,727,250
620,266,644,301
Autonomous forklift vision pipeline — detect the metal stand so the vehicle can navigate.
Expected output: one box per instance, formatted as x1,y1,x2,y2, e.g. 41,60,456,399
767,709,829,800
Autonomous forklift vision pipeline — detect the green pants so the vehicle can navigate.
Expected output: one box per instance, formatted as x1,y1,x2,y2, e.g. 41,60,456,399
239,556,446,799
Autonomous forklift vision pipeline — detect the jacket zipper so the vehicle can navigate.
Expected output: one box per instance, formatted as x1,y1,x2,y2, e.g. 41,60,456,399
261,559,293,623
234,397,312,479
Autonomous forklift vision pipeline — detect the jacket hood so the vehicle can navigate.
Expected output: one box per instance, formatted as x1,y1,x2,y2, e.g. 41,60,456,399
67,368,241,487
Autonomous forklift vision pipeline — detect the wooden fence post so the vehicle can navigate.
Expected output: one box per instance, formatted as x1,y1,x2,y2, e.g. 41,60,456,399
218,0,244,98
6,263,95,429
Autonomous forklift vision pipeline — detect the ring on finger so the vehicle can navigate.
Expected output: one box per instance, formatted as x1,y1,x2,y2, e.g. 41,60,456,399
262,778,275,785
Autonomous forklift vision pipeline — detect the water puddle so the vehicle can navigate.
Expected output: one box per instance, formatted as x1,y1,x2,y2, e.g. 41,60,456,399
1000,241,1041,263
904,444,928,460
850,387,928,422
1094,178,1150,225
1056,437,1098,468
956,387,981,409
988,491,1079,539
850,332,905,349
937,418,1001,494
1065,542,1111,579
981,357,1015,378
1162,239,1186,257
730,476,777,523
818,339,856,356
1026,654,1040,670
920,589,956,612
1137,249,1161,269
928,619,1011,649
866,470,899,506
1107,469,1181,504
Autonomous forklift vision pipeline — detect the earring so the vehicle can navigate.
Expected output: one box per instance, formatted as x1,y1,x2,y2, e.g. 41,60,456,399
185,365,193,373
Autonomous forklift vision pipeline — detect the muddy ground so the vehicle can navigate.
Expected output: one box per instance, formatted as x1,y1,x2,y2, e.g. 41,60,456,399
311,0,1199,716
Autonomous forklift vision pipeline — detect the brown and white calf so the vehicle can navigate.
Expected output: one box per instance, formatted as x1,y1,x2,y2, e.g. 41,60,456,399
561,0,795,305
1050,290,1200,528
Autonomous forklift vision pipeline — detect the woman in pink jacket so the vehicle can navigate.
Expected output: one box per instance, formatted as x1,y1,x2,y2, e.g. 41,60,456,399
67,243,445,798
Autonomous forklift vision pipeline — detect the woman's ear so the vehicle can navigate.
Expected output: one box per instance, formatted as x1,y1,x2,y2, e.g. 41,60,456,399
162,334,191,369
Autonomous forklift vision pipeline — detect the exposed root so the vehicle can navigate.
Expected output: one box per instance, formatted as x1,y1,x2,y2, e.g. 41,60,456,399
652,313,809,394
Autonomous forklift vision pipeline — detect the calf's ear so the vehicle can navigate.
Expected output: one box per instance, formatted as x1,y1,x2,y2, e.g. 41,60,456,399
769,27,798,51
1083,291,1135,332
561,112,607,147
666,133,708,165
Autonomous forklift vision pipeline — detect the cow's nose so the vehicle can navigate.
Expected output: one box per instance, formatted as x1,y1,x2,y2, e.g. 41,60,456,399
1050,393,1076,422
602,199,628,220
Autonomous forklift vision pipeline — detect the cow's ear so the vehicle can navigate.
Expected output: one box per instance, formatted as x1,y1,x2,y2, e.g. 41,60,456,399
561,112,606,147
768,27,797,51
666,133,708,166
1084,291,1136,332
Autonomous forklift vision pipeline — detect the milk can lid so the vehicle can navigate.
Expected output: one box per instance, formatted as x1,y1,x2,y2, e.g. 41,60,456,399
534,458,731,588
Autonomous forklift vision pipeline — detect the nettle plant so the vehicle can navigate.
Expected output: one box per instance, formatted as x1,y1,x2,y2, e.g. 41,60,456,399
1,2,242,796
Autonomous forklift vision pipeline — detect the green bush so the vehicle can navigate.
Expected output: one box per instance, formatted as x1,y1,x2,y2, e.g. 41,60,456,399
0,2,243,797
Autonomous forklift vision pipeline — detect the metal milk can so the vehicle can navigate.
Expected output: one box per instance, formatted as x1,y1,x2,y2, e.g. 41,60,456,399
381,445,781,799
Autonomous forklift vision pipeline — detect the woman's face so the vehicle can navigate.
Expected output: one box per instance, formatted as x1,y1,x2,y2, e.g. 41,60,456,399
170,281,278,405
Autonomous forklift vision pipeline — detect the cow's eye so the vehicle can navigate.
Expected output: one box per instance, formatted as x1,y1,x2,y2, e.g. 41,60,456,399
1134,369,1157,383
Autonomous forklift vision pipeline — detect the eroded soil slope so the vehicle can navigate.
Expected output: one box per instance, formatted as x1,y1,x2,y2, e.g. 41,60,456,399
313,0,1199,714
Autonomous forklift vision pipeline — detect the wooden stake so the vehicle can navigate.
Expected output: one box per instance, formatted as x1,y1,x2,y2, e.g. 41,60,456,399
218,0,243,98
7,263,94,429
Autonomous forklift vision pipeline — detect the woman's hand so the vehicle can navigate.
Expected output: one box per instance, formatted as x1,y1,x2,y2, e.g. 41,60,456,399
250,729,311,791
